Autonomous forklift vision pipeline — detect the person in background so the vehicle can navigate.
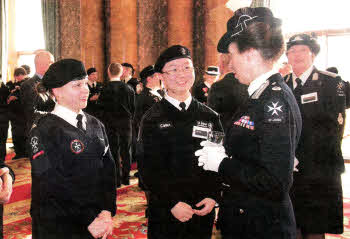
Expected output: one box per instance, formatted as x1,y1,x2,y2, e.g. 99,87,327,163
192,66,220,104
21,64,31,80
285,33,348,239
84,67,103,119
29,59,116,239
0,76,10,163
196,7,301,239
137,45,223,239
279,62,292,77
121,62,140,93
8,67,27,159
99,63,135,186
0,164,15,239
20,50,55,135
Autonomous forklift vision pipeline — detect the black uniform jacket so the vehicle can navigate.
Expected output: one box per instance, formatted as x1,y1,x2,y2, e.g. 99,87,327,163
99,81,135,130
192,81,210,104
85,82,103,117
0,83,10,126
7,81,26,122
207,73,249,132
285,67,346,233
28,113,116,227
137,98,223,211
218,73,301,238
134,87,161,129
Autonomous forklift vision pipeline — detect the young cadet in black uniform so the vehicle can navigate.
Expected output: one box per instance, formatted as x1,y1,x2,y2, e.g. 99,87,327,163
84,67,103,119
207,72,248,132
28,59,116,239
8,67,28,159
0,81,10,163
285,34,347,239
137,45,223,239
196,7,302,239
0,164,15,239
99,62,135,186
192,66,220,104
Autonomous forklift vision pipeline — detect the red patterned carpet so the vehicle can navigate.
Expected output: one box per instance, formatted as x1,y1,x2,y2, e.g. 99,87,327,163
3,153,350,238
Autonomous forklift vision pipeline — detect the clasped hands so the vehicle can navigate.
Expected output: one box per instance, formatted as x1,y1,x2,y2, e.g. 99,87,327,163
0,167,13,204
195,140,227,172
88,210,114,239
171,198,216,222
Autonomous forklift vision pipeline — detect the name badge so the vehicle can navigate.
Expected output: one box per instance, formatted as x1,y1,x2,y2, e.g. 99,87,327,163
192,126,210,139
301,92,318,104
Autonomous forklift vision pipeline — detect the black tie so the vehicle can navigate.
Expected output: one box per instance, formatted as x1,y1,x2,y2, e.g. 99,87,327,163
294,78,302,104
76,114,84,131
179,102,186,112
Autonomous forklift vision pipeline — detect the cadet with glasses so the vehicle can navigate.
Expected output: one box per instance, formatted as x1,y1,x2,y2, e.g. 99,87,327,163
196,7,302,239
137,45,223,239
29,59,116,239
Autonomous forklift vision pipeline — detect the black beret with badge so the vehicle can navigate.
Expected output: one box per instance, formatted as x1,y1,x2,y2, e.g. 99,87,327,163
42,58,87,90
154,45,192,73
286,33,320,55
217,7,282,53
205,66,220,76
140,65,155,84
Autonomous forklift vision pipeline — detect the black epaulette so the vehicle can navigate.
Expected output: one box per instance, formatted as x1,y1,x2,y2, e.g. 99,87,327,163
319,70,338,78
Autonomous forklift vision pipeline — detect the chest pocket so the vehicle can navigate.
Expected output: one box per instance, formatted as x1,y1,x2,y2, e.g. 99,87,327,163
299,85,322,117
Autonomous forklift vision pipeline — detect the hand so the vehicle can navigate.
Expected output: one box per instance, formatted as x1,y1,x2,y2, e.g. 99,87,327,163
171,202,194,222
7,96,18,104
195,141,227,172
294,157,299,172
88,211,114,239
0,167,13,204
193,198,216,216
90,94,99,101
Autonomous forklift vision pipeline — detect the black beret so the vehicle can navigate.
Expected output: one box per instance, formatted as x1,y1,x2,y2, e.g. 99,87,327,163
154,45,192,73
205,66,220,76
42,59,87,90
140,65,155,84
286,33,320,55
217,7,282,53
86,67,97,75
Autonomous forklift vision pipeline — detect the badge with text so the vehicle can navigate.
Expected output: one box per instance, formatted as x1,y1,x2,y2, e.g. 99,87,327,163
70,139,85,154
233,116,255,130
159,122,173,129
264,100,285,123
301,92,318,104
30,136,39,154
192,126,211,139
337,82,345,96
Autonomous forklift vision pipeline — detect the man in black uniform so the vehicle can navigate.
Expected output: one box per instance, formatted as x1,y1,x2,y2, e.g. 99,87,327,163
121,62,140,93
20,50,55,135
137,45,223,239
84,67,103,119
285,33,347,239
0,80,10,163
99,63,135,186
207,72,248,132
192,66,220,104
8,67,27,159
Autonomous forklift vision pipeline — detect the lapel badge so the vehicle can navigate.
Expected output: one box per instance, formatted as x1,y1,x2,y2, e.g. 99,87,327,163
70,139,85,154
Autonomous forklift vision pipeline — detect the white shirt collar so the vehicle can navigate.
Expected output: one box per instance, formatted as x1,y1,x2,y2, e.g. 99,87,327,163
248,69,278,97
51,103,87,130
292,65,314,88
164,93,192,111
110,77,121,82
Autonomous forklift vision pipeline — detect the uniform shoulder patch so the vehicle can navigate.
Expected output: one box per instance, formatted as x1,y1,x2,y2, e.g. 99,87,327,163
319,70,338,78
264,98,286,123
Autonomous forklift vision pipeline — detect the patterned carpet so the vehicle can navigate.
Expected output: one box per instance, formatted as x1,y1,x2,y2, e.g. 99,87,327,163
2,155,350,238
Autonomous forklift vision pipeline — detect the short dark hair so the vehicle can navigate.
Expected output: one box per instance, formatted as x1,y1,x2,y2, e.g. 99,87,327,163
121,63,135,75
14,67,27,77
108,63,123,78
326,67,338,74
21,64,31,75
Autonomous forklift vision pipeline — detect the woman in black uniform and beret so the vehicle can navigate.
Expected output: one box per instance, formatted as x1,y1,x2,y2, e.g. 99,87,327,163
28,59,116,239
196,7,302,239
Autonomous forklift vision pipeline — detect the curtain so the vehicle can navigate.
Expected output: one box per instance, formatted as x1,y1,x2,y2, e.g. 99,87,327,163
41,0,59,58
250,0,270,7
1,0,8,83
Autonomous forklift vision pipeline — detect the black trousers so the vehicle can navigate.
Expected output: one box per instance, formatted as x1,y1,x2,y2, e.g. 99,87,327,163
148,207,215,239
10,118,27,157
107,130,122,186
32,216,94,239
0,122,8,162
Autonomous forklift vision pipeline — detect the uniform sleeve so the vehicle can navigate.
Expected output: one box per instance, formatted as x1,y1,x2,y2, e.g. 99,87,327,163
207,84,221,112
219,96,294,201
100,124,117,217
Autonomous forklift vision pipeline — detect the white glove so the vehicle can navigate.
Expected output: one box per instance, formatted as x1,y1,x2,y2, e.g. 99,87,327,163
294,157,299,172
195,141,227,172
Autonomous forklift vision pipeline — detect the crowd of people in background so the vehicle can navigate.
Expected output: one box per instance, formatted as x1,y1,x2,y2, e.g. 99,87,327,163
0,5,349,239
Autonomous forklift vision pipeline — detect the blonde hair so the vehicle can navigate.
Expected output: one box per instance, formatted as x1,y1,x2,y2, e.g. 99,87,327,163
108,63,123,78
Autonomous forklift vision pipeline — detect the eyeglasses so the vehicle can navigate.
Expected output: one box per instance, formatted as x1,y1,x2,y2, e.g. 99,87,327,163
162,66,194,75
